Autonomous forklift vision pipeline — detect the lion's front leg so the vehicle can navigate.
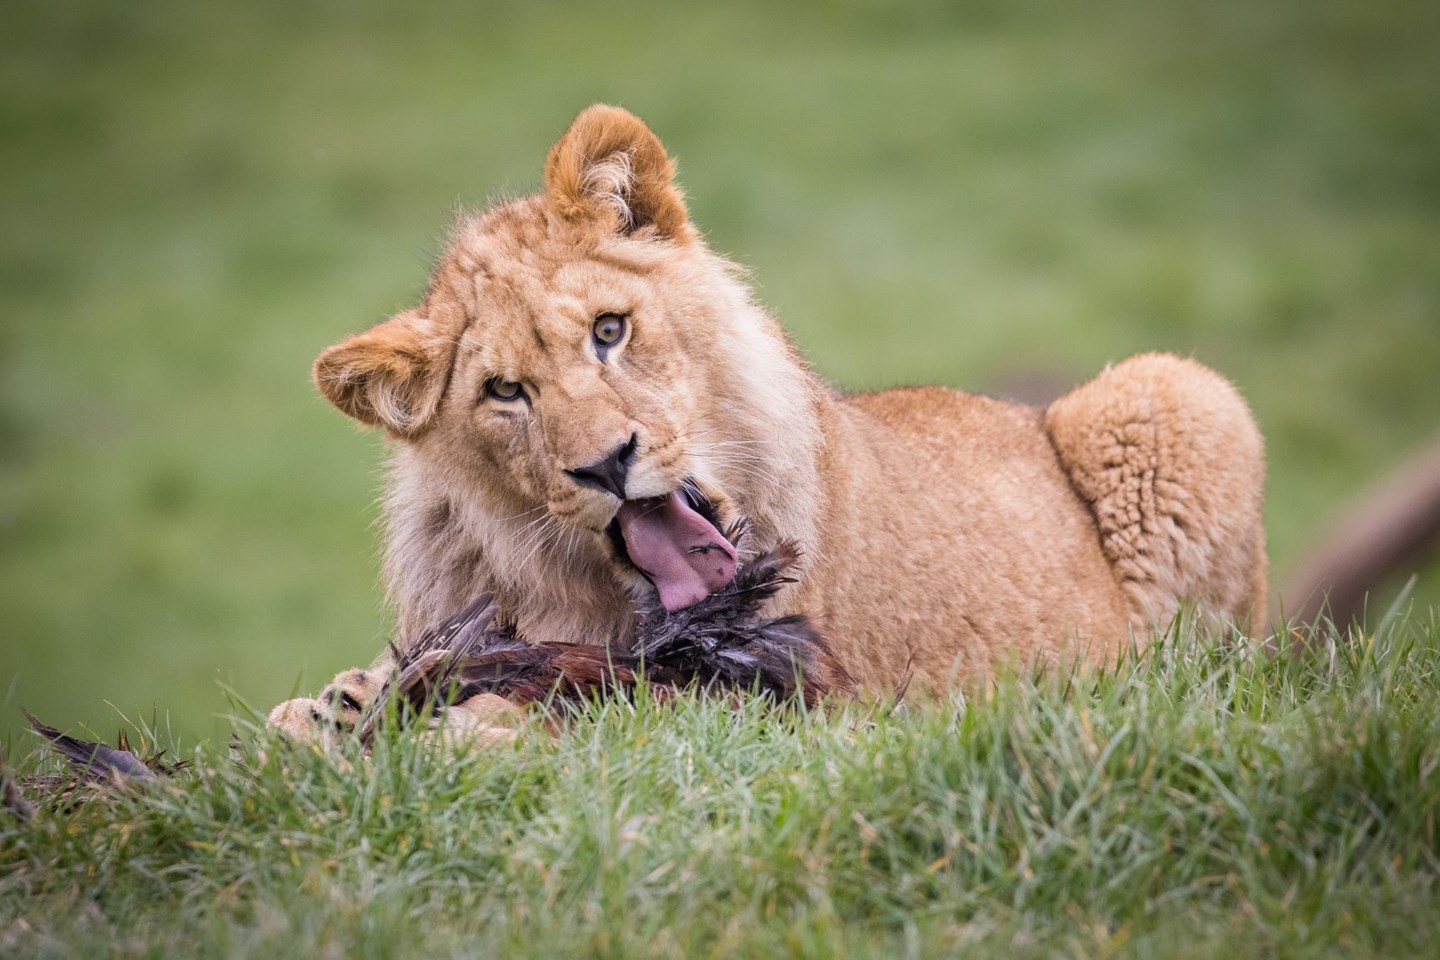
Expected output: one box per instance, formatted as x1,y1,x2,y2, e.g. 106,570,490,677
429,693,523,751
266,663,390,744
266,661,526,752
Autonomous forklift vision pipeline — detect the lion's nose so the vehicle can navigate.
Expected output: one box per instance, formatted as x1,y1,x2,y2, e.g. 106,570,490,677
564,433,638,500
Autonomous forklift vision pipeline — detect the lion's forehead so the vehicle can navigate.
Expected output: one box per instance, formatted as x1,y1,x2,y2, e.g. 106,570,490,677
438,242,672,364
460,267,637,365
443,200,670,284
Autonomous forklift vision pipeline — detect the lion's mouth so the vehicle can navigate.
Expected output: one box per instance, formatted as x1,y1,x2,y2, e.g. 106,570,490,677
606,481,738,612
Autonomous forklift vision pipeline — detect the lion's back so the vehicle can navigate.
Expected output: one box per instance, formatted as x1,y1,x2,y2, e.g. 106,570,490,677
804,356,1266,693
809,386,1134,691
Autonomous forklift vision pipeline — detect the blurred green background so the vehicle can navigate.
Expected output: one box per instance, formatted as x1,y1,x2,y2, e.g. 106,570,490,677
2,0,1438,746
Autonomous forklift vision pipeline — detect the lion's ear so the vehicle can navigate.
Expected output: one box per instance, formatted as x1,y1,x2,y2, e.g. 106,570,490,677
544,104,694,243
312,309,449,437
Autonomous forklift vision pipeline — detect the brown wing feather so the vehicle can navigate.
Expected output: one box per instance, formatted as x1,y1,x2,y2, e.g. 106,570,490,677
362,541,845,739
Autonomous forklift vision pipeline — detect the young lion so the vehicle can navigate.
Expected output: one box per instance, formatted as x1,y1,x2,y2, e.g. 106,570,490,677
269,105,1267,740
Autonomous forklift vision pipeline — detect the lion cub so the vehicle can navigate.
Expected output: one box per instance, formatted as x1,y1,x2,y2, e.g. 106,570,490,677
271,105,1266,738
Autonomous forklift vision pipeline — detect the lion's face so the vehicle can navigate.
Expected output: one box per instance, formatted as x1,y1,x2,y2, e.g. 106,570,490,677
433,222,709,525
314,107,817,612
418,208,748,609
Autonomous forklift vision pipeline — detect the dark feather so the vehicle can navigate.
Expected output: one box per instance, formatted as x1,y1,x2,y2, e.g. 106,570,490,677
630,541,850,704
23,709,160,783
363,541,849,737
359,595,533,743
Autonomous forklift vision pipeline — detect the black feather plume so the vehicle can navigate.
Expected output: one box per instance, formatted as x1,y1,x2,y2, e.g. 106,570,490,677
362,541,847,737
630,541,843,702
23,709,157,782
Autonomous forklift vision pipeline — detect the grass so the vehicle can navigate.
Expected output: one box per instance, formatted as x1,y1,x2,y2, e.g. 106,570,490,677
4,614,1440,957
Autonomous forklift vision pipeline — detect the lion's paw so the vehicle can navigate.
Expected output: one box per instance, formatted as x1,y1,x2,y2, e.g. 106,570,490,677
319,667,387,732
266,665,390,744
266,696,337,744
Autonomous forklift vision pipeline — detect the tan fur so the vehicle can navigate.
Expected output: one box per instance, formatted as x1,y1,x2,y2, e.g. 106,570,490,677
271,105,1267,739
434,695,521,751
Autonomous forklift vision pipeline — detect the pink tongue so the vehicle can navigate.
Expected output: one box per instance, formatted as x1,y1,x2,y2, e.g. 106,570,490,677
616,491,738,611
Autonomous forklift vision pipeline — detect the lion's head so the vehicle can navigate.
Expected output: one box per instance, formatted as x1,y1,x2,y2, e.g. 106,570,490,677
313,106,822,640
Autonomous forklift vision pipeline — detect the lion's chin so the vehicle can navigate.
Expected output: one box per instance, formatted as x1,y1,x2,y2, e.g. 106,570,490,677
606,484,739,612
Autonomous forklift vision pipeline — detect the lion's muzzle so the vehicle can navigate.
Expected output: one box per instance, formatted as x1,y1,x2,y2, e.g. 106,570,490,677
563,433,638,500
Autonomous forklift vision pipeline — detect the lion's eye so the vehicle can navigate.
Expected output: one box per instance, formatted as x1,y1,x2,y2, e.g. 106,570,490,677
487,379,525,402
592,313,627,349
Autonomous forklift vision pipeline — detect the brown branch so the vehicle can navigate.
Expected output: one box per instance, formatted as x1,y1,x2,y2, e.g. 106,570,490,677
1283,435,1440,628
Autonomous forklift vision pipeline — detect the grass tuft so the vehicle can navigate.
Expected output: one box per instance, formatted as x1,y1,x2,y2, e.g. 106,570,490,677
4,612,1439,957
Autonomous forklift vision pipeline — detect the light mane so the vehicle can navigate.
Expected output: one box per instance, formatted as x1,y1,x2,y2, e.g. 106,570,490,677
381,240,824,652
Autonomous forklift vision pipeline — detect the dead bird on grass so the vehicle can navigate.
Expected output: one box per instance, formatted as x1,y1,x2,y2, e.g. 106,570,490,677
358,541,849,745
2,711,189,813
14,544,846,791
